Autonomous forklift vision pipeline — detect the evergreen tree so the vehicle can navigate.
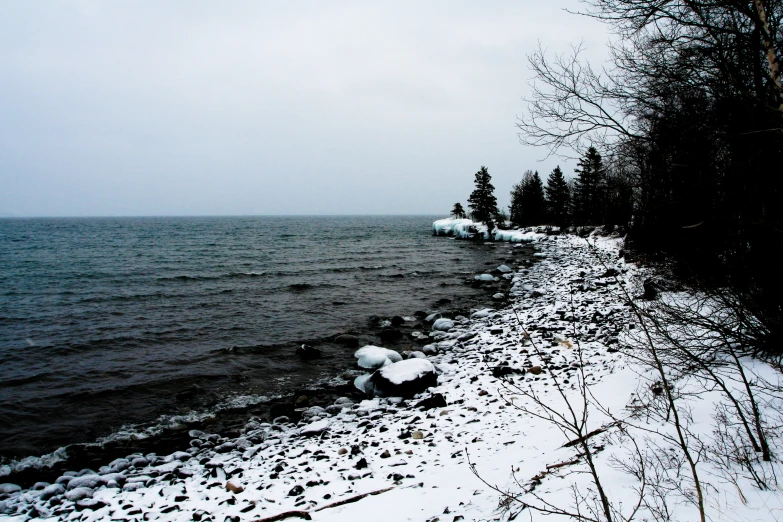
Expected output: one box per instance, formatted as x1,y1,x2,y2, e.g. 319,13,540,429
451,202,467,219
573,147,605,224
545,166,570,227
510,170,546,226
467,166,498,224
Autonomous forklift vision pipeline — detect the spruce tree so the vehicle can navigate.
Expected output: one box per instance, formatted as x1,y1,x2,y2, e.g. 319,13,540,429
509,170,546,226
467,166,498,224
545,166,570,227
573,147,604,224
451,202,466,219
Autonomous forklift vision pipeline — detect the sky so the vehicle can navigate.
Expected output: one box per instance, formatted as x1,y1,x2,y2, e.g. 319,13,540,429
0,1,610,217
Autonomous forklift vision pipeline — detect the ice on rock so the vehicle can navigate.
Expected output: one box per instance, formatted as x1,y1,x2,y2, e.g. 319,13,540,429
497,264,512,273
431,318,455,331
432,218,485,238
475,274,496,281
354,345,402,369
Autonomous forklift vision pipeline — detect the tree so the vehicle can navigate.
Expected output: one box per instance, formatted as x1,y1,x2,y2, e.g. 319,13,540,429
451,202,467,219
545,166,571,227
573,147,604,224
516,0,783,355
467,166,498,224
510,170,546,226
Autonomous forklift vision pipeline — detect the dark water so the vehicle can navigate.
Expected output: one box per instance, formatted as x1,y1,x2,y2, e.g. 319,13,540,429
0,216,518,464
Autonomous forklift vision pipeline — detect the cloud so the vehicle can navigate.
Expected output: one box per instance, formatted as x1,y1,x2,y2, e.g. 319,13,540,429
0,1,609,216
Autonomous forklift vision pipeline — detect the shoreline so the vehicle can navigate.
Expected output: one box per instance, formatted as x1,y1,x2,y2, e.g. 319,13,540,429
0,236,539,491
0,228,633,521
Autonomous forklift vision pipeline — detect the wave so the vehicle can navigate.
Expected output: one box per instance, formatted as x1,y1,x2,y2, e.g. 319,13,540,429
157,271,267,282
0,393,278,478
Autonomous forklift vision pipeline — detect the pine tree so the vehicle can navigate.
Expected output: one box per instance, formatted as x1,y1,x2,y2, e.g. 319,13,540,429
451,202,466,219
545,166,570,227
509,170,545,226
573,147,605,224
467,166,498,224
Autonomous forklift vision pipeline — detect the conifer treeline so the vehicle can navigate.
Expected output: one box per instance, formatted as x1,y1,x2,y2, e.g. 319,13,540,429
507,146,633,228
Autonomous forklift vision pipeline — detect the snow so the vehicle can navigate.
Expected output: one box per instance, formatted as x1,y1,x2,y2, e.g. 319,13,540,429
354,345,402,369
3,230,782,522
474,273,496,281
377,358,435,385
431,318,454,331
432,218,485,239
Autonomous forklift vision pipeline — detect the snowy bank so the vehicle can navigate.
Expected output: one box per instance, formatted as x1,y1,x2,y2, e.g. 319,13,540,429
432,217,547,242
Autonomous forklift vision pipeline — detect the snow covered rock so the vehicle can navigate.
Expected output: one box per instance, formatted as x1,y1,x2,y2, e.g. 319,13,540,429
497,264,512,273
299,419,330,436
370,359,438,398
431,318,455,331
474,274,496,282
354,345,402,369
470,308,494,319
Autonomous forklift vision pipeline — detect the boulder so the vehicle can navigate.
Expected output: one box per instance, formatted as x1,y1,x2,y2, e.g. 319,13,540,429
378,328,403,343
431,318,455,332
66,475,103,490
355,345,402,369
334,334,360,348
370,359,438,398
497,265,512,273
296,344,322,359
0,484,20,496
424,313,441,324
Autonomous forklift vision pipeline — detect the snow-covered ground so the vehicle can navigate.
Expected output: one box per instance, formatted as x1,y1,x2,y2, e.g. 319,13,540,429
2,230,781,521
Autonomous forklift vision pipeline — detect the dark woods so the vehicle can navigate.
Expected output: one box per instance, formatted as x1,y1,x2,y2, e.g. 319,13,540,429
514,0,783,355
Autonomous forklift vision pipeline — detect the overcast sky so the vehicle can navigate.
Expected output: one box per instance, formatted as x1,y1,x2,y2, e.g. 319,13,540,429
0,1,610,217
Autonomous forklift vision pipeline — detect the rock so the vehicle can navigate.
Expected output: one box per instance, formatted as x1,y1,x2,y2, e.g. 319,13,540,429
470,309,494,319
131,457,149,468
432,318,455,332
369,359,438,398
379,328,404,343
413,311,428,319
457,331,476,341
491,366,522,378
338,448,348,455
226,480,244,494
40,483,65,500
295,395,309,407
334,397,354,406
424,313,441,324
335,334,360,347
489,327,503,334
355,345,402,369
412,431,424,440
215,442,236,453
415,393,447,410
300,419,330,436
273,415,290,424
391,316,405,326
0,484,21,496
492,293,505,300
296,344,322,359
380,450,391,458
474,274,496,282
75,498,106,511
528,365,543,375
66,475,103,490
497,264,512,273
403,350,427,359
643,278,659,300
288,485,305,497
64,487,94,502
